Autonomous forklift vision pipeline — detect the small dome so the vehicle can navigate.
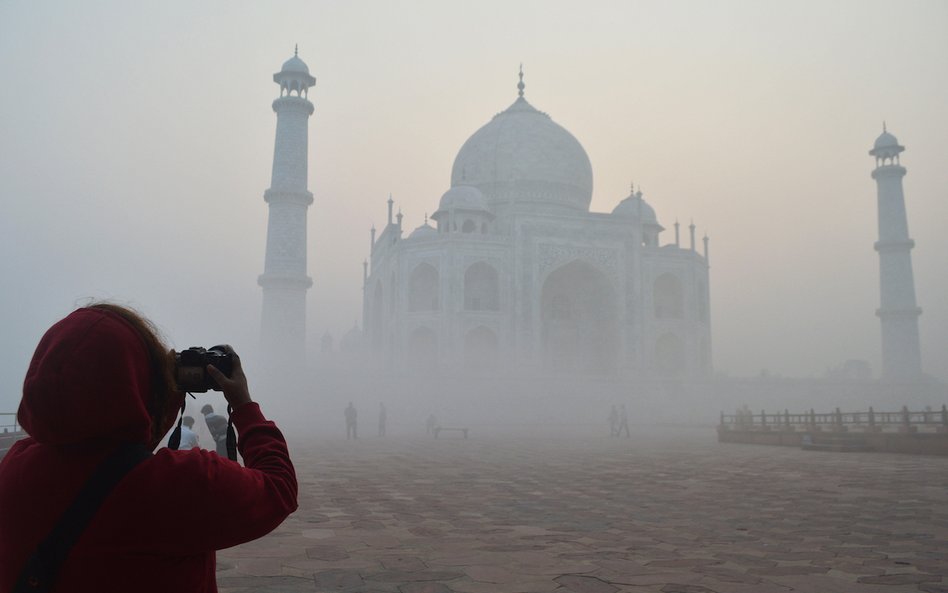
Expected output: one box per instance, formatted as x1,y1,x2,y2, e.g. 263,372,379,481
438,185,489,212
612,190,659,225
874,130,898,150
869,125,905,158
281,55,310,75
409,223,438,239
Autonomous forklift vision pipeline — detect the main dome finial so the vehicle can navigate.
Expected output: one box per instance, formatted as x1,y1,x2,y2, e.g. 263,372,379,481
517,63,525,98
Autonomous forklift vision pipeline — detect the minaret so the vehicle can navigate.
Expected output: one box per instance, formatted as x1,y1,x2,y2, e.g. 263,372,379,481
258,48,316,366
870,125,922,380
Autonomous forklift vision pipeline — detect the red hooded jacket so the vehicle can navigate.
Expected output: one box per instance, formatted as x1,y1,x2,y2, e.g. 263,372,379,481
0,308,298,592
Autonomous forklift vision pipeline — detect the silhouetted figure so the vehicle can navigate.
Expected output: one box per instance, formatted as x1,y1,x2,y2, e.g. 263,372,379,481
345,402,358,439
617,404,630,438
178,415,200,450
608,405,619,437
378,403,387,437
426,414,437,435
201,404,228,456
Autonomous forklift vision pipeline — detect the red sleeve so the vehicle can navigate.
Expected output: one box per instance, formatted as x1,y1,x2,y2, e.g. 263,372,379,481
115,403,298,554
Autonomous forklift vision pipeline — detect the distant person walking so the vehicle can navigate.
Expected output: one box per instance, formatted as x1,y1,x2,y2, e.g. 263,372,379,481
378,403,387,437
345,402,358,440
201,404,228,456
178,415,200,450
426,413,437,435
617,404,630,438
608,405,619,437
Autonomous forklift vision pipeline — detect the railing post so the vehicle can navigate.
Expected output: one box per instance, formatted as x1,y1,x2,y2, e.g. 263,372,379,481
868,406,876,431
900,405,915,433
834,407,845,432
784,409,791,430
939,405,948,433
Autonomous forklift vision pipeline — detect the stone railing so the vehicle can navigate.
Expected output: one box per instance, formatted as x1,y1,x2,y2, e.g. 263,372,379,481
0,413,24,461
718,405,948,456
0,412,18,434
720,405,948,434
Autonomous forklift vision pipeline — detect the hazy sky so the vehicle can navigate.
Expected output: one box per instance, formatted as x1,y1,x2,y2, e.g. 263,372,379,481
1,1,946,411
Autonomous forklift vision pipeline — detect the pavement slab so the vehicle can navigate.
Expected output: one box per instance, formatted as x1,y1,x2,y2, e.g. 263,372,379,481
217,429,948,593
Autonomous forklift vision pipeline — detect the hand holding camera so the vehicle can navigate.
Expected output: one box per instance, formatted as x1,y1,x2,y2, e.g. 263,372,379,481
175,345,252,409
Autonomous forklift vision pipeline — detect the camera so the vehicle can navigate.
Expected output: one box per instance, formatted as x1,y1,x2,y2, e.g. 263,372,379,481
174,346,233,392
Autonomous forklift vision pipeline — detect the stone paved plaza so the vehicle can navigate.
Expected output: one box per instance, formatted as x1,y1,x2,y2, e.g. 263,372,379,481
217,427,948,593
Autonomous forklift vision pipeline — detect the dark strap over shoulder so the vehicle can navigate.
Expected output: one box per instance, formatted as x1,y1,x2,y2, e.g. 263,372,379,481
14,442,152,593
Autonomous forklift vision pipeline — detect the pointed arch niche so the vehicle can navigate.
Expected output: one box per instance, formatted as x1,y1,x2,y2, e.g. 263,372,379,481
464,262,500,311
408,263,440,312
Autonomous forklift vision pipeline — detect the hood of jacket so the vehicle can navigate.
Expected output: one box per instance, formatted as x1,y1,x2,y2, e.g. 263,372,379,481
18,308,159,445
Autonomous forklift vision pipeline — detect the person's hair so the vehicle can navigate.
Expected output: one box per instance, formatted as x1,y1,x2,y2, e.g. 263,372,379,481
201,404,214,415
86,303,176,442
182,416,194,429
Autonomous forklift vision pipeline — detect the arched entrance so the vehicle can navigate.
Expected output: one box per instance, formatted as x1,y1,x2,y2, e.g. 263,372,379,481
541,260,618,373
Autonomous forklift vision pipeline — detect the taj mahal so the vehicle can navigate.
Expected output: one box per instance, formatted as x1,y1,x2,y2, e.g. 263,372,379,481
259,50,928,397
362,69,711,378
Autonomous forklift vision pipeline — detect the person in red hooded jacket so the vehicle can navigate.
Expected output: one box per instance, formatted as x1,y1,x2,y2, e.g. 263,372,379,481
0,304,298,592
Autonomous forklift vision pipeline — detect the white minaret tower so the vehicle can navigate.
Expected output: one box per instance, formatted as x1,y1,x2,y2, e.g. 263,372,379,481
259,48,316,366
869,125,922,381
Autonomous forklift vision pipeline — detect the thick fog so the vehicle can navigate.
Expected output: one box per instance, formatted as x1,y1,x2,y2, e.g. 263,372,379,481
1,1,947,429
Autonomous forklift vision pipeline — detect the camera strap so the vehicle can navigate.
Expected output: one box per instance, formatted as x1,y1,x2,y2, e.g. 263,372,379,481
166,397,188,451
226,404,238,461
13,443,151,593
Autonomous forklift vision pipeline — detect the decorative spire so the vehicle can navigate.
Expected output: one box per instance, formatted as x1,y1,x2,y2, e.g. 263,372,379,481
294,44,298,57
517,63,525,98
883,120,887,133
424,212,429,225
630,180,635,195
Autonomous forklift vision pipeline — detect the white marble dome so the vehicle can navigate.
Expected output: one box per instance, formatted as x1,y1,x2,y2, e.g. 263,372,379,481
870,127,904,158
409,222,438,239
450,96,593,213
281,55,310,74
874,130,898,150
438,185,489,212
613,190,659,226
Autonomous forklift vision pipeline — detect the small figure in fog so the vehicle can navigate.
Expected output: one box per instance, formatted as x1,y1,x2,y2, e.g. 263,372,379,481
378,403,387,437
426,413,437,435
608,405,619,437
178,415,200,450
617,404,630,438
201,404,228,456
345,402,358,440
